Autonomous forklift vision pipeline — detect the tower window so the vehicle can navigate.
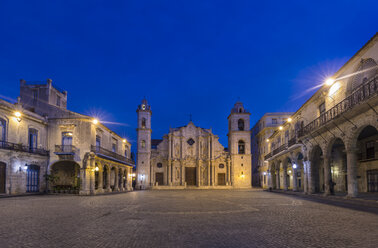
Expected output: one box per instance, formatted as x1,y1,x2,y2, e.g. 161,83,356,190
238,119,245,131
141,140,146,148
141,118,146,128
238,140,245,154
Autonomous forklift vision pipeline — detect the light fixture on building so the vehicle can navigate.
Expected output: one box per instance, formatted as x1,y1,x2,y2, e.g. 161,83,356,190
279,126,283,130
67,132,73,136
288,170,292,174
263,172,267,176
325,78,335,86
266,139,270,142
95,166,99,171
287,117,292,123
123,139,127,143
293,164,297,169
24,164,28,171
92,119,99,124
14,111,22,122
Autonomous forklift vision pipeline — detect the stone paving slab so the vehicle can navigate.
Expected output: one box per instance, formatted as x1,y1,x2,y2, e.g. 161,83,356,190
0,189,377,248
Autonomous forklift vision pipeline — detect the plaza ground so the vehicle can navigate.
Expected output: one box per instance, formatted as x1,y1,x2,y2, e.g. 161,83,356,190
0,189,378,248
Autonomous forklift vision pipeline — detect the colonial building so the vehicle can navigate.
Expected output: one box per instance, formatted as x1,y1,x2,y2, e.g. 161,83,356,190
0,79,134,195
136,100,252,189
251,112,293,187
260,33,378,196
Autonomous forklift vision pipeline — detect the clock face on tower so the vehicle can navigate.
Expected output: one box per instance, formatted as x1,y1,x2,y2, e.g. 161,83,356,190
141,104,146,110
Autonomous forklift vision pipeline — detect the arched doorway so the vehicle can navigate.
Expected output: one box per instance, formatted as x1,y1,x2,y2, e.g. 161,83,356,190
329,138,347,194
0,162,6,193
356,125,378,192
50,161,80,193
310,145,324,193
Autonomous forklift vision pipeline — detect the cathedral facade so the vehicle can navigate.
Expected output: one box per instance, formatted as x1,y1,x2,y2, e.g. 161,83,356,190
136,100,251,189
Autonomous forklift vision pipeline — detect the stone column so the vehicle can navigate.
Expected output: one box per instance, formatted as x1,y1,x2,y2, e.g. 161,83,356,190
323,155,332,195
275,168,280,190
207,161,211,186
226,160,230,185
292,164,298,192
114,167,119,191
197,161,201,187
346,148,358,197
180,161,183,186
303,161,308,193
98,164,103,193
283,165,288,191
106,167,111,192
89,154,95,195
168,162,172,186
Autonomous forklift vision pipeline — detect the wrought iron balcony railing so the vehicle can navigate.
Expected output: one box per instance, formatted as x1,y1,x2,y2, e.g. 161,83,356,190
299,75,378,137
264,152,272,160
0,141,49,156
288,137,297,147
273,144,287,155
55,145,77,154
90,145,135,165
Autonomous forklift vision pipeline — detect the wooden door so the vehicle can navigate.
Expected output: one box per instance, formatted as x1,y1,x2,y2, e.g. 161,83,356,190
367,170,378,192
218,173,226,185
185,167,196,186
156,173,164,186
0,162,5,193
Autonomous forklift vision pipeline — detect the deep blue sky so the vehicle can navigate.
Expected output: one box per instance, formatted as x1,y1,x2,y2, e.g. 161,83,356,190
0,1,377,148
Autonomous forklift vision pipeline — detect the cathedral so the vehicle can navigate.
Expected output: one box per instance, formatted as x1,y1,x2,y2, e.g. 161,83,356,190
136,99,252,189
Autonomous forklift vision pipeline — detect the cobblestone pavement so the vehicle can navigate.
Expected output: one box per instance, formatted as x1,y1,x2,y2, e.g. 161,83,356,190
1,189,378,248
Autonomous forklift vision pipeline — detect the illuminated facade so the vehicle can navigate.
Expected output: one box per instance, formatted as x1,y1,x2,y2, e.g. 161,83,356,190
136,100,251,189
0,80,134,195
251,112,293,187
258,33,378,196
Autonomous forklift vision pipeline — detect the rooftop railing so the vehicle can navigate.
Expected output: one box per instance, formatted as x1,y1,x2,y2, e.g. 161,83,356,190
0,141,49,156
299,75,378,137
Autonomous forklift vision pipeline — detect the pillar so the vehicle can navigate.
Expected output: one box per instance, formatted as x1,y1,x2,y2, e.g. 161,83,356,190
207,161,211,186
89,155,95,195
106,167,111,192
303,161,308,193
346,148,358,197
275,168,280,190
197,161,201,187
98,165,103,192
323,155,332,195
283,165,288,191
292,165,298,192
114,167,119,191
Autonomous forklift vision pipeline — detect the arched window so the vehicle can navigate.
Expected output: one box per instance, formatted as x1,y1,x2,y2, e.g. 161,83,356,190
141,118,146,128
238,119,244,131
141,140,146,148
0,118,6,142
238,140,245,154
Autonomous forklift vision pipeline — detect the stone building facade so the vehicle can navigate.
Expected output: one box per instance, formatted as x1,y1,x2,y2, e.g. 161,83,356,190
136,100,252,189
259,33,378,196
0,80,134,195
251,112,293,187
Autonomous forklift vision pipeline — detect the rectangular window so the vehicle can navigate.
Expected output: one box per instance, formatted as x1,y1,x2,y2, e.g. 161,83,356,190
62,132,73,146
112,138,118,153
124,145,129,158
96,135,101,147
0,119,6,141
366,141,375,159
57,95,61,107
319,102,326,114
29,129,38,149
272,118,277,124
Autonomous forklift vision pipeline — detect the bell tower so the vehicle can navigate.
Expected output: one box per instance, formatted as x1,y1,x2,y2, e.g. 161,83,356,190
227,101,252,188
136,98,152,189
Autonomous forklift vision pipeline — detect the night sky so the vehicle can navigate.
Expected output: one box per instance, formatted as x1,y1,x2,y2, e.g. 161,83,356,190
0,1,377,149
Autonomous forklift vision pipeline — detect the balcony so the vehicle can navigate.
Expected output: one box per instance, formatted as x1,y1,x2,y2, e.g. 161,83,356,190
0,141,49,156
264,153,272,160
90,145,134,166
299,75,378,137
288,137,297,147
55,145,77,155
273,144,287,155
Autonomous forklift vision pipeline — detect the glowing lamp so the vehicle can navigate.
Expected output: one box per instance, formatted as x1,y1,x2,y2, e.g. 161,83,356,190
293,164,297,169
92,119,99,124
287,117,292,123
266,139,270,142
263,172,267,176
95,166,99,172
123,139,127,143
14,112,22,122
279,126,283,130
288,170,292,174
325,78,335,86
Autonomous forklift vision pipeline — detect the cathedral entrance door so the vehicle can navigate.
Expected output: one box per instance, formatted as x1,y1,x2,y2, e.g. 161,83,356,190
185,167,196,186
156,173,164,186
218,173,226,186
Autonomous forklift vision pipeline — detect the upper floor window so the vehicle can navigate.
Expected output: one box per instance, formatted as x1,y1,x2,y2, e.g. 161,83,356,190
62,132,73,146
141,140,146,148
238,119,245,131
141,118,146,128
29,128,38,149
238,140,245,154
96,135,101,147
57,95,61,107
272,118,277,124
112,138,118,153
319,102,326,115
125,145,129,158
0,118,6,141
